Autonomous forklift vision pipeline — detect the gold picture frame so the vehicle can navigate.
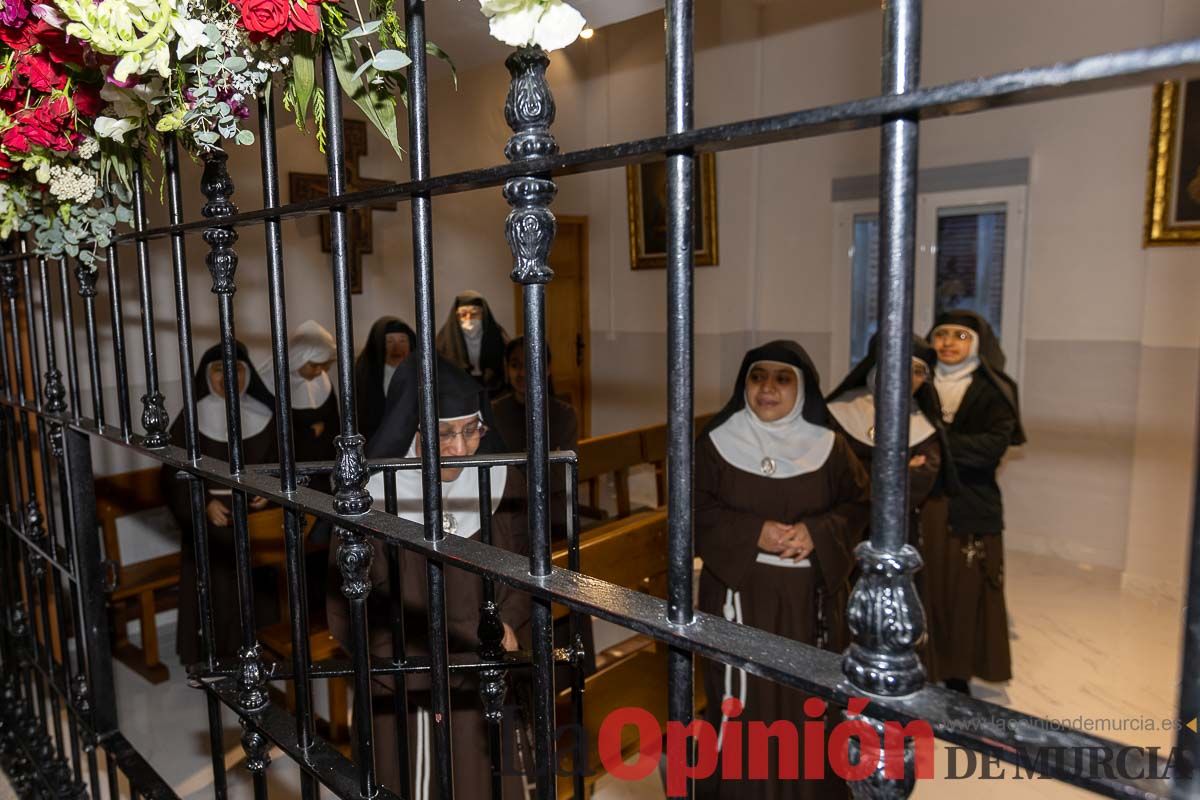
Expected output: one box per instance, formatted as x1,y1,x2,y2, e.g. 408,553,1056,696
1145,80,1200,246
626,152,719,269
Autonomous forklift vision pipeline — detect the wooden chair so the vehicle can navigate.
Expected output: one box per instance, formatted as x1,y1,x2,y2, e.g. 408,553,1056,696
258,619,350,743
95,468,180,683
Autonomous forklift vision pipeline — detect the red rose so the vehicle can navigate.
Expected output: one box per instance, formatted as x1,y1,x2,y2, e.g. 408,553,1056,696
22,121,57,149
287,0,321,34
233,0,288,40
13,52,66,93
72,84,104,117
2,127,30,154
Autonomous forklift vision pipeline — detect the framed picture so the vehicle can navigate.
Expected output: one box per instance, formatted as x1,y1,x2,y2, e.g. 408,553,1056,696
626,152,719,269
1145,80,1200,246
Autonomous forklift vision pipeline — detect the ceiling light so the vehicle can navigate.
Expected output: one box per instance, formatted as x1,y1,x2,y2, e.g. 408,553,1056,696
580,27,595,39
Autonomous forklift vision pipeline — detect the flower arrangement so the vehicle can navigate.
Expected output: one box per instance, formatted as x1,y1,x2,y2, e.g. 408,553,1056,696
0,0,586,267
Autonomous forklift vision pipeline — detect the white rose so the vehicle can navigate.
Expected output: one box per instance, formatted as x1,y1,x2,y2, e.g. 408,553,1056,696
533,0,585,51
487,3,542,47
479,0,527,16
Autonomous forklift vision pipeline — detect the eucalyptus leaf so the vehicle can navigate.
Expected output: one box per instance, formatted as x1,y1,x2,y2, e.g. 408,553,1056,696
342,20,382,40
200,60,222,75
203,23,220,44
235,129,254,146
371,49,411,72
195,130,220,145
225,56,247,72
351,56,374,83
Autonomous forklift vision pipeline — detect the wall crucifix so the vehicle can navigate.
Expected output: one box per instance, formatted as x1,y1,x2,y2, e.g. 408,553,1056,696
288,119,397,293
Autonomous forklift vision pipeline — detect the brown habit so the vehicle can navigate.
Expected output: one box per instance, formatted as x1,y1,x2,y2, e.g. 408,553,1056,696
694,433,868,800
327,468,531,799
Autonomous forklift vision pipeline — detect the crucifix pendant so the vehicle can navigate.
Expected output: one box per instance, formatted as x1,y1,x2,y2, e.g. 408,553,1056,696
962,538,983,568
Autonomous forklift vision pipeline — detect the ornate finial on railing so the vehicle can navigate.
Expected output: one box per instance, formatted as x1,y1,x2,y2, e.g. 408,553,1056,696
0,261,17,301
332,434,371,516
74,263,97,299
236,643,270,713
241,720,271,776
201,150,239,296
140,391,170,448
842,541,926,696
503,46,558,286
336,528,373,601
477,599,507,723
25,500,45,579
44,368,66,413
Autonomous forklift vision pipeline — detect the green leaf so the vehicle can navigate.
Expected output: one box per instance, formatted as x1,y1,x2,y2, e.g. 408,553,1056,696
224,56,248,72
290,33,318,132
329,37,403,158
200,59,222,75
425,41,457,88
203,23,220,44
342,20,381,40
195,130,220,145
235,129,254,146
371,49,410,72
351,55,374,83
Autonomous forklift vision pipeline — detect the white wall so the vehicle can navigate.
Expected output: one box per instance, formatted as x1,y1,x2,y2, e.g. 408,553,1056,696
79,0,1200,597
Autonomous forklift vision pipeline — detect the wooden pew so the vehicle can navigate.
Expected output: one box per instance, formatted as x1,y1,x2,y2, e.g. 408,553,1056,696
576,413,716,521
550,508,706,798
96,469,319,682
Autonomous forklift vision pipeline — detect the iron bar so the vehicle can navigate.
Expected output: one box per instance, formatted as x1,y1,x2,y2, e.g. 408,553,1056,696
131,158,170,448
165,130,228,798
404,3,454,799
73,264,104,428
257,95,318,800
56,261,81,421
664,5,696,792
104,245,133,440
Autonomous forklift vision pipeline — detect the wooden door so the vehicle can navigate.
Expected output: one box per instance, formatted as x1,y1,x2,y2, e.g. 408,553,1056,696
514,215,590,437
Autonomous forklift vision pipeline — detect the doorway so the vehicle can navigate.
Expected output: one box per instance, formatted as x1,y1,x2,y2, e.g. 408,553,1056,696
514,215,591,437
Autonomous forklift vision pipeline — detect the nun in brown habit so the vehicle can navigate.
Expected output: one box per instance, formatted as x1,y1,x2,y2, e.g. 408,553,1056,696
327,355,531,799
825,333,959,682
162,341,280,666
922,309,1025,694
436,291,509,397
696,340,868,800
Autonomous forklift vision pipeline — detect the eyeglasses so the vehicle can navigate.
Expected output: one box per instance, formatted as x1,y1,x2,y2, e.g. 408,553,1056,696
436,422,487,444
933,328,972,342
912,362,930,380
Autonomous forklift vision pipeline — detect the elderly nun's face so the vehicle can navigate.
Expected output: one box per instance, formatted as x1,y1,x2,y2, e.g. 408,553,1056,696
745,361,799,423
385,333,411,367
208,362,248,399
416,415,488,482
932,325,974,366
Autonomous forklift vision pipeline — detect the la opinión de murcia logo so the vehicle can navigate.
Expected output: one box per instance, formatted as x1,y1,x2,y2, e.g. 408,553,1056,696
494,700,1196,793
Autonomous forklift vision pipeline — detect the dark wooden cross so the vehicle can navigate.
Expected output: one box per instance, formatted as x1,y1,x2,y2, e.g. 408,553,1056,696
288,119,397,294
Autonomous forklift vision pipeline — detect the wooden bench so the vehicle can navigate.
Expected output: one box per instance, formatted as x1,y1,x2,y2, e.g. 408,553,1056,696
550,508,706,798
258,617,350,743
576,413,715,521
96,468,320,683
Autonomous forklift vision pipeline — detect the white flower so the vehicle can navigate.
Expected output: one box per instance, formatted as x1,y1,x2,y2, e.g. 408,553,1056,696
76,138,100,159
173,17,207,59
94,116,140,143
532,0,585,51
487,2,542,47
479,0,527,14
482,0,587,51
